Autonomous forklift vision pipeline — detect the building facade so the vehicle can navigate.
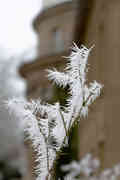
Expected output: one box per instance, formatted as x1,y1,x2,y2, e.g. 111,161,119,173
74,0,120,174
20,0,77,100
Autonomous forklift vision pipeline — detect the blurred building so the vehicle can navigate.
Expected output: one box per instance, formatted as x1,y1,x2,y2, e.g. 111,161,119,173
20,0,77,100
74,0,120,174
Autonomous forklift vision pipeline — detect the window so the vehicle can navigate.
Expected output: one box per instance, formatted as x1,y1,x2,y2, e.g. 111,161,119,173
52,27,63,52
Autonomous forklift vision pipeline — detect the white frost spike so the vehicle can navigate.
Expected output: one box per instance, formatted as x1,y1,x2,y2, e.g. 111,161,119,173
7,99,49,179
66,44,92,86
83,85,90,102
25,115,48,179
49,103,66,149
86,81,103,106
47,69,70,88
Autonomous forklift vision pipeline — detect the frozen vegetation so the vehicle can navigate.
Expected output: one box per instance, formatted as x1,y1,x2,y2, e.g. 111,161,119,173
6,44,120,180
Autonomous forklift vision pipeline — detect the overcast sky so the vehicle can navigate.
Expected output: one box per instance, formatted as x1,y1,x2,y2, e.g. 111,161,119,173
0,0,42,59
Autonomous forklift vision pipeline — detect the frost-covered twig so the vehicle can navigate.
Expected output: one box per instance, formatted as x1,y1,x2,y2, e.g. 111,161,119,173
6,44,102,179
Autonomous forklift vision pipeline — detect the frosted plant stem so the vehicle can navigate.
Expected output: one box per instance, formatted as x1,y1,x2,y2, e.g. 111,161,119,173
68,109,75,132
59,108,68,137
68,107,81,133
46,145,49,174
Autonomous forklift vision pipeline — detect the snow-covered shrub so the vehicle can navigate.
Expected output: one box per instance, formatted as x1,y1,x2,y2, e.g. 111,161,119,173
6,44,102,180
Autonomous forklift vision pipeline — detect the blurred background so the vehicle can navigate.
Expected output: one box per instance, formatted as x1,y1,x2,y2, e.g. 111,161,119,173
1,0,120,179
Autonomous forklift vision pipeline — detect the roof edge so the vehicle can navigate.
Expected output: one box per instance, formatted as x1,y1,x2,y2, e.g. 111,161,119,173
33,0,75,31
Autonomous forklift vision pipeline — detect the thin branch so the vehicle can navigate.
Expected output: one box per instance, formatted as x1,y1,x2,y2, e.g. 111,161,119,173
59,108,68,138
